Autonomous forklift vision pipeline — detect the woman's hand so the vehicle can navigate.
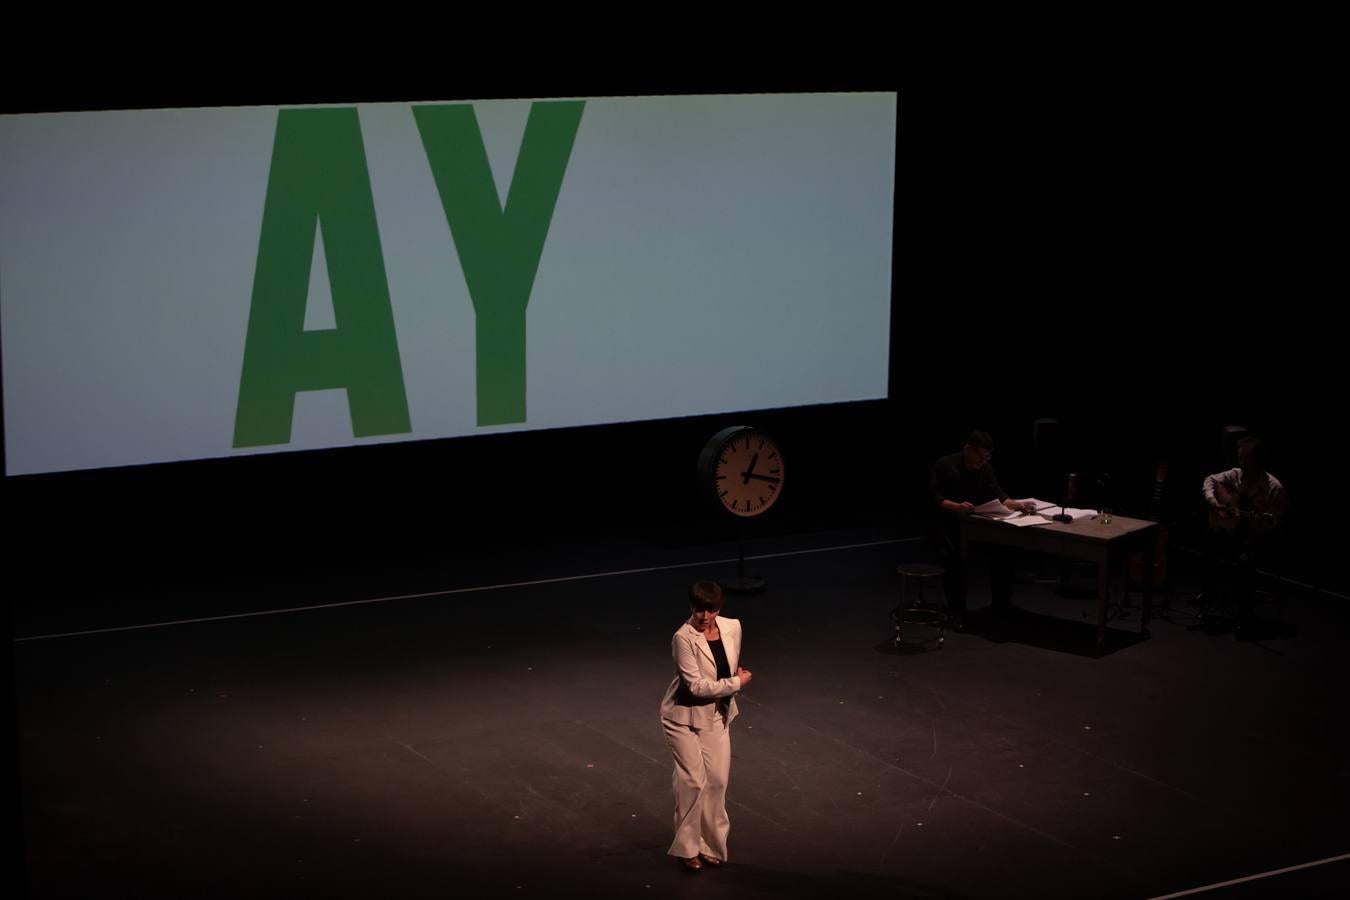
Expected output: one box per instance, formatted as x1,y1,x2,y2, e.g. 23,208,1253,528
736,667,753,687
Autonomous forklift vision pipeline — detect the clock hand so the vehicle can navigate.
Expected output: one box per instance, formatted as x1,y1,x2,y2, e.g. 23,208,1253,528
740,452,760,485
744,473,781,484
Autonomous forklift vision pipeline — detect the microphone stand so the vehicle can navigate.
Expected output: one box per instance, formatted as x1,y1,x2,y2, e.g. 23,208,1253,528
1051,473,1077,524
1096,474,1113,525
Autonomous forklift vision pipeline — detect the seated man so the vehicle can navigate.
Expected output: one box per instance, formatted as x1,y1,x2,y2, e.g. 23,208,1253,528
929,430,1036,630
1199,436,1287,633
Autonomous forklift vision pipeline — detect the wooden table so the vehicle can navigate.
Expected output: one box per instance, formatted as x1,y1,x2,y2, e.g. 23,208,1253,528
959,513,1159,644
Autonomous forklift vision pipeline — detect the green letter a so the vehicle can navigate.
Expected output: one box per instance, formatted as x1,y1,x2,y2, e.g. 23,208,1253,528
234,107,411,448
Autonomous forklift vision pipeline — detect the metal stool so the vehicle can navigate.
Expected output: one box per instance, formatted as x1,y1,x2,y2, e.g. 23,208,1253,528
892,563,947,649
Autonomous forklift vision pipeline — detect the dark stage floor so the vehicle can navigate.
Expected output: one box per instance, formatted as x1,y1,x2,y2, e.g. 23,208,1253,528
10,528,1350,899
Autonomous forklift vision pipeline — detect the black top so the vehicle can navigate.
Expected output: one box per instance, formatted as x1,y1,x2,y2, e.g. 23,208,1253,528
930,452,1007,511
707,637,732,681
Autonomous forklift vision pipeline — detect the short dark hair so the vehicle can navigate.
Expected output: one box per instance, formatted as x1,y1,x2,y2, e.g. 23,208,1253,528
965,430,994,452
689,580,724,611
1238,435,1266,471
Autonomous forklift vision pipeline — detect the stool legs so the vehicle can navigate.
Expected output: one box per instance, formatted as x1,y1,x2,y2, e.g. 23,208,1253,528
894,574,906,648
925,578,945,648
894,574,946,650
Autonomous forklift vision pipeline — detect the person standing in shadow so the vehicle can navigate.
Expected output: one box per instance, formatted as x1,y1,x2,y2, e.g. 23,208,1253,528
928,430,1036,632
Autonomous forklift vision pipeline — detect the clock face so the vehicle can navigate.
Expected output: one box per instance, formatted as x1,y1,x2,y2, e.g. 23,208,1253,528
713,430,784,517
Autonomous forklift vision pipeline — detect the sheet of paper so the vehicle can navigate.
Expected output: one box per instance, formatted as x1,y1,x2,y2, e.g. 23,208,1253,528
1044,507,1097,521
1003,514,1052,527
1013,498,1060,512
972,499,1017,517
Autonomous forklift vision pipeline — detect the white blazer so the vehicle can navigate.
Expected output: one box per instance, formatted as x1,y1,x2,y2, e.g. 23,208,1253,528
659,617,742,728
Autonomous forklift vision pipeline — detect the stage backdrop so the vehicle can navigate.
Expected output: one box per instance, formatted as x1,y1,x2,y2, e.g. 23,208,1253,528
1,92,895,475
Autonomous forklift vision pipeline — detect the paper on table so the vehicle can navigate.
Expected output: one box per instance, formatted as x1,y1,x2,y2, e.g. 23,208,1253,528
1003,514,1052,527
972,500,1017,517
973,498,1057,518
1044,507,1097,521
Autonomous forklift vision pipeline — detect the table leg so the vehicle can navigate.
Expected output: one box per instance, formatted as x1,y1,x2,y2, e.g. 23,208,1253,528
1142,538,1155,634
1097,557,1109,645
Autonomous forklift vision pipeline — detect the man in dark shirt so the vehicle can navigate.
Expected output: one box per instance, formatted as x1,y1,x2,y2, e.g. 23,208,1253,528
928,431,1035,629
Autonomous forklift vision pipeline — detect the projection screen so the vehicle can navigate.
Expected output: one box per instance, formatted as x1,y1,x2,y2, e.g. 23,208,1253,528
1,91,896,476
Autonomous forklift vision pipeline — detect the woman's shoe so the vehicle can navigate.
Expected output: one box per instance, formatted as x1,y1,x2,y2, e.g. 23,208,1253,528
679,856,703,871
698,854,724,867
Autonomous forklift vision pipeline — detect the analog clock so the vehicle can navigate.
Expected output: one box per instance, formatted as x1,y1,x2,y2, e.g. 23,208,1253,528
697,426,785,518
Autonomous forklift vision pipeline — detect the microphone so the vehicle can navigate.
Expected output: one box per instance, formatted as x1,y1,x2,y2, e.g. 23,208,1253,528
1052,473,1078,523
1096,473,1113,524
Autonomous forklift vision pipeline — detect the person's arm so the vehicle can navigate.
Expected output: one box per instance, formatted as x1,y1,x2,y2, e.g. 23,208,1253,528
986,465,1009,502
1203,470,1226,507
1268,482,1287,527
932,459,974,514
1209,472,1231,507
733,621,752,686
1204,470,1238,516
673,633,741,699
988,466,1033,513
1253,479,1287,530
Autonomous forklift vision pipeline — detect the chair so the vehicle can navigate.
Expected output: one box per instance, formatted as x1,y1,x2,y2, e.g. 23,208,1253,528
1243,503,1297,638
892,563,947,649
1190,499,1292,638
1117,458,1174,622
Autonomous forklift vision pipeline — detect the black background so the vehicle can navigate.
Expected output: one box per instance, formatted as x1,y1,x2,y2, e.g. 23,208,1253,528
3,8,1347,609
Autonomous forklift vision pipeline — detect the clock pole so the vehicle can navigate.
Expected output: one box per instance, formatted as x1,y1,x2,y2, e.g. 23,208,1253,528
724,516,765,594
698,425,779,594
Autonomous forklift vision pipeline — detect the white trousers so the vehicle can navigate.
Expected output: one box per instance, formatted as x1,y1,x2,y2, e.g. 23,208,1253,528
661,712,731,861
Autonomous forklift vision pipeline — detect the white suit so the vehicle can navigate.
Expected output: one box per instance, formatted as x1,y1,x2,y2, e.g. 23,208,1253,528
658,617,742,861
